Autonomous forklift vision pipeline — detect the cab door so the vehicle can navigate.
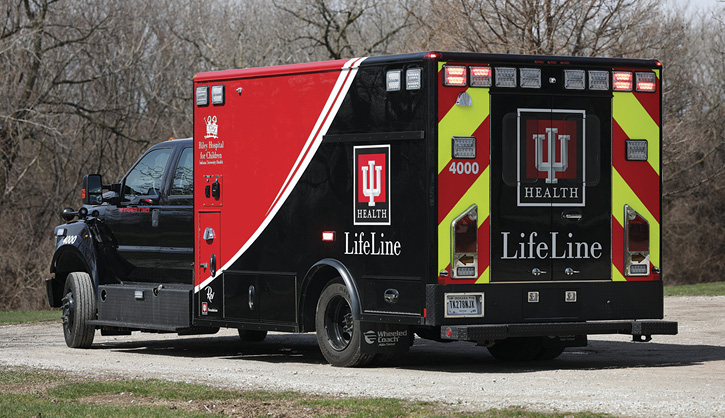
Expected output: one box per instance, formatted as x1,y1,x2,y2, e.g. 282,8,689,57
490,93,611,281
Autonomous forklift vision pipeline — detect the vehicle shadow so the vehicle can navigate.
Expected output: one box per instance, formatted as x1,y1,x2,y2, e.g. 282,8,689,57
99,333,725,372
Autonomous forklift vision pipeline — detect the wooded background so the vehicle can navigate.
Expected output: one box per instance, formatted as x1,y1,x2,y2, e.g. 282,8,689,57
1,0,723,310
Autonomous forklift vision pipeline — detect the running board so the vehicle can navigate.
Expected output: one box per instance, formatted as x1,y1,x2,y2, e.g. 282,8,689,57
95,283,192,330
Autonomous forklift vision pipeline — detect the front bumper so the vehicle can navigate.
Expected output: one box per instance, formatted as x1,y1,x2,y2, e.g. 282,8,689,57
441,320,678,341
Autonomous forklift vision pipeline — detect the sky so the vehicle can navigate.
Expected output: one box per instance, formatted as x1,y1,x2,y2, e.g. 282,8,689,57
674,0,724,12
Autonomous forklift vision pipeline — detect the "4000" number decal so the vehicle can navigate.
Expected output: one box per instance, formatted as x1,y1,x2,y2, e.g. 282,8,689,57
448,161,479,175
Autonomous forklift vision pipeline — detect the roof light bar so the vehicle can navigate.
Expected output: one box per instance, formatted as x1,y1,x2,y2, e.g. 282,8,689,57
564,70,585,90
519,68,541,88
469,66,492,87
443,65,467,87
495,67,516,88
588,71,609,90
635,71,657,92
613,71,633,92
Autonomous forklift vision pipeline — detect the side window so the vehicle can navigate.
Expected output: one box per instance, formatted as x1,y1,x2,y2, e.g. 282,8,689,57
123,148,172,200
170,147,193,196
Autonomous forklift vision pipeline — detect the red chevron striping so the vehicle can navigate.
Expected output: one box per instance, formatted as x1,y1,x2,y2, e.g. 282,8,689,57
437,65,468,122
437,117,490,223
612,120,660,223
633,84,660,127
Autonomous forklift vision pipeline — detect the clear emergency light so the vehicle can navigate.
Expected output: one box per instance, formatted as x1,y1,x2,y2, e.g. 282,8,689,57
469,66,492,87
564,70,585,90
495,67,516,87
452,137,476,159
386,70,402,91
613,71,633,91
636,72,657,92
406,68,422,90
519,68,541,88
625,140,648,161
196,86,209,106
588,71,609,90
624,205,650,276
443,65,467,87
211,85,225,105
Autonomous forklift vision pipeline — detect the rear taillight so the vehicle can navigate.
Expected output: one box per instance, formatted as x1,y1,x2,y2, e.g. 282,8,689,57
451,205,478,278
635,71,657,92
613,71,633,91
625,205,650,276
469,66,492,87
443,65,467,87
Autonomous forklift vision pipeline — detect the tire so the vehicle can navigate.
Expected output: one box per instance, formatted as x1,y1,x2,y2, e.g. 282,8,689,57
535,337,566,360
238,329,267,342
487,337,543,361
315,282,373,367
61,272,96,348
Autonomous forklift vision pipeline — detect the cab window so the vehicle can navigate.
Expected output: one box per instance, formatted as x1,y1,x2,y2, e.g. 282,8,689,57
170,147,193,196
123,148,171,200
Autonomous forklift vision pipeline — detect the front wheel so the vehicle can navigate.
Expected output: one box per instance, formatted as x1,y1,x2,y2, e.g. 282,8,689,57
238,329,267,342
315,282,373,367
61,272,96,348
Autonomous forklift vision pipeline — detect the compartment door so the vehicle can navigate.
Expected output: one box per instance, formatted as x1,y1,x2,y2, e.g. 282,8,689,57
198,211,223,317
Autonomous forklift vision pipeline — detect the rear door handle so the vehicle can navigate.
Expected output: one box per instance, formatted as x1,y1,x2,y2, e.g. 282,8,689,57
561,210,582,221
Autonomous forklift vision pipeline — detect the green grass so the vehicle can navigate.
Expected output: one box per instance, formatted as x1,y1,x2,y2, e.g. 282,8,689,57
0,366,614,418
0,309,59,324
664,281,725,296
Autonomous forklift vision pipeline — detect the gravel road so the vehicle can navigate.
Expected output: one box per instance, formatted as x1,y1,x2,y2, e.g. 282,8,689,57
1,296,723,417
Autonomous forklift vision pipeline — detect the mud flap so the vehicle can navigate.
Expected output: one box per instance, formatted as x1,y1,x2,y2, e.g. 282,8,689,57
359,322,411,354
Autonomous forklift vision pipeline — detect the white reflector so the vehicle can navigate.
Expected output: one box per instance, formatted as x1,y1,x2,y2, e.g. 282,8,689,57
519,68,541,88
626,140,648,161
495,67,516,87
564,70,585,90
588,70,609,90
452,136,476,159
406,68,422,90
636,71,657,92
196,86,209,106
386,70,402,91
211,85,225,105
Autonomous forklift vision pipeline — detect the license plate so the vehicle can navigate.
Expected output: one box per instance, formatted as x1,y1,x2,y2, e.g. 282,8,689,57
444,293,484,318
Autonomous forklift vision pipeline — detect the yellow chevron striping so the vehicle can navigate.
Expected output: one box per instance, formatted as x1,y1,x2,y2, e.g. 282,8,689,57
437,88,490,173
437,166,490,273
475,265,490,284
612,168,660,268
612,92,660,175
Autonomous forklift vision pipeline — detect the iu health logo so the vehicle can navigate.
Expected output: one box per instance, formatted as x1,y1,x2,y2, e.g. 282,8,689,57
517,109,585,207
354,145,391,225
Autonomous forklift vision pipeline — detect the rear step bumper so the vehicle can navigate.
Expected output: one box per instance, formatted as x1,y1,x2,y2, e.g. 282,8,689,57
441,320,678,341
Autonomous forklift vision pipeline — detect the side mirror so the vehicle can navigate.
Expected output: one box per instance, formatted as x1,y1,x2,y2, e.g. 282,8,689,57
82,174,104,205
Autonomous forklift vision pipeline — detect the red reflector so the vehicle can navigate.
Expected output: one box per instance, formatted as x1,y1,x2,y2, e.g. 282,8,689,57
81,188,86,199
322,231,335,242
423,308,427,317
443,65,467,87
446,328,452,337
613,71,633,91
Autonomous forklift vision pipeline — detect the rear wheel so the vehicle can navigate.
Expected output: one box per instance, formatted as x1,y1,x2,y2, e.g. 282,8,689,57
61,272,96,348
487,337,542,361
535,337,566,360
238,329,267,342
315,282,373,367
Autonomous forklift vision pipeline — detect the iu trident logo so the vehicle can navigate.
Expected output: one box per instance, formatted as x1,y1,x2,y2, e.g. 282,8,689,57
354,145,391,225
533,128,569,184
